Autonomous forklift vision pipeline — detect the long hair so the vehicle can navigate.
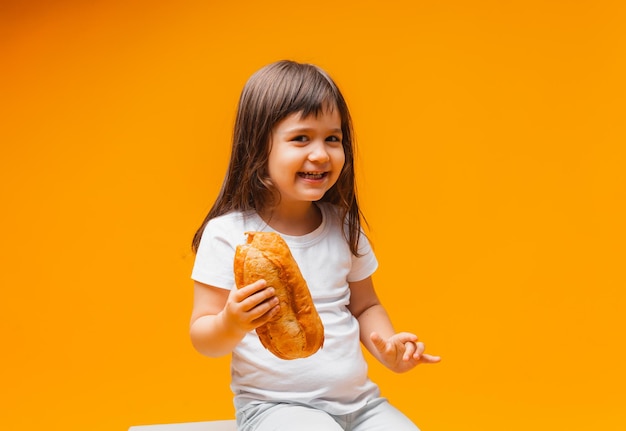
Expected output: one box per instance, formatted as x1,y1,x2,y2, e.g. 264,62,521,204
192,60,366,255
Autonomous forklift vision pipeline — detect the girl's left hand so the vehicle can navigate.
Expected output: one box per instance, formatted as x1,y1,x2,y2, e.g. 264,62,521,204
370,331,441,373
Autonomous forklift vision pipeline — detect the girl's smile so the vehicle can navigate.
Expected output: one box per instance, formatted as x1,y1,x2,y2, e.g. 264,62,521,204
268,108,345,208
298,172,328,180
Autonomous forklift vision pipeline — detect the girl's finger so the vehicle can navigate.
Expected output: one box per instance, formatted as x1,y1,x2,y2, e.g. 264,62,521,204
403,341,417,361
241,286,275,312
250,300,281,326
370,332,388,352
249,294,279,319
234,279,267,300
395,332,419,344
412,341,426,360
419,353,442,364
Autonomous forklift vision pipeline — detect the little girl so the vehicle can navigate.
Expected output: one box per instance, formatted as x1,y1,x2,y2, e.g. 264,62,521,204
190,60,440,431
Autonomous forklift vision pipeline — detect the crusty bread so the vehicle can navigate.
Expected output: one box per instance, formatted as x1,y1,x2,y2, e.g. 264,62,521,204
234,231,324,359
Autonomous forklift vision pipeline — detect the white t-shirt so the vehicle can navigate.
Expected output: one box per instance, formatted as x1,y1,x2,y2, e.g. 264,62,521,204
191,202,381,415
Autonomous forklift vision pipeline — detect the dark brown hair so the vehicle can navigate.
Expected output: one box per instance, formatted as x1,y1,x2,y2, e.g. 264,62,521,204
192,60,366,255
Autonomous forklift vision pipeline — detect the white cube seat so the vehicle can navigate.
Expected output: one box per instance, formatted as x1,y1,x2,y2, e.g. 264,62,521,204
128,420,236,431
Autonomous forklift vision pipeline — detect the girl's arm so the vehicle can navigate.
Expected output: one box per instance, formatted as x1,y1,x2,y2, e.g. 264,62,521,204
189,279,280,357
348,276,441,373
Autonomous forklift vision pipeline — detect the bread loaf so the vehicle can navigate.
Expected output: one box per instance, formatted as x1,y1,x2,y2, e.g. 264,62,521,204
234,231,324,359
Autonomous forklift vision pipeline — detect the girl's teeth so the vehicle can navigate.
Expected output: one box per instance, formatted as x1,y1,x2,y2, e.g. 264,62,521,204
300,172,325,179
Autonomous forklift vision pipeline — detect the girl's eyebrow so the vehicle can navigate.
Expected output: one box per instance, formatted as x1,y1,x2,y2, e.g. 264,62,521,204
283,126,343,134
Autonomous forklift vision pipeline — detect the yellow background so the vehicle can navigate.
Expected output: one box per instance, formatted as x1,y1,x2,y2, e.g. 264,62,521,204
1,1,625,430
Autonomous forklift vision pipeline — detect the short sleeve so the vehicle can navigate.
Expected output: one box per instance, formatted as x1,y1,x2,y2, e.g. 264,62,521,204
191,216,240,290
347,232,378,283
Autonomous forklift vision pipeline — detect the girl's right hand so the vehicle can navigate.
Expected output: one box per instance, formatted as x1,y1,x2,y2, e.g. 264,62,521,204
221,279,280,334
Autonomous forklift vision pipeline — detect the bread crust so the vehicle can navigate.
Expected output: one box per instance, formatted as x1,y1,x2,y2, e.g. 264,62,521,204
234,231,324,359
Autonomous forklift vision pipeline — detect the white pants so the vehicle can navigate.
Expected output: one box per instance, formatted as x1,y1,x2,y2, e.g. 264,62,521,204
236,397,421,431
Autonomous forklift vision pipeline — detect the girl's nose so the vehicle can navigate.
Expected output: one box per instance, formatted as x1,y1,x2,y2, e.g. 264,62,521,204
308,141,330,163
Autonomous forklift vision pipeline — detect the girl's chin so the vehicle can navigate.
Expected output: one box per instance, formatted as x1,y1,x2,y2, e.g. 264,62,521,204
303,190,329,201
283,192,327,204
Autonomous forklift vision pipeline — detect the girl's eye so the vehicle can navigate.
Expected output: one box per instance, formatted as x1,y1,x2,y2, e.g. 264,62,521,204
292,135,308,142
326,135,342,143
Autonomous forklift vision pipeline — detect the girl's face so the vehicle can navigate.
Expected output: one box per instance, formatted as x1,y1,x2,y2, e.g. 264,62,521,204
268,108,345,208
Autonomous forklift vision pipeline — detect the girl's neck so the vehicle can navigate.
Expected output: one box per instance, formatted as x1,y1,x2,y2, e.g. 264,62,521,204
260,202,322,236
